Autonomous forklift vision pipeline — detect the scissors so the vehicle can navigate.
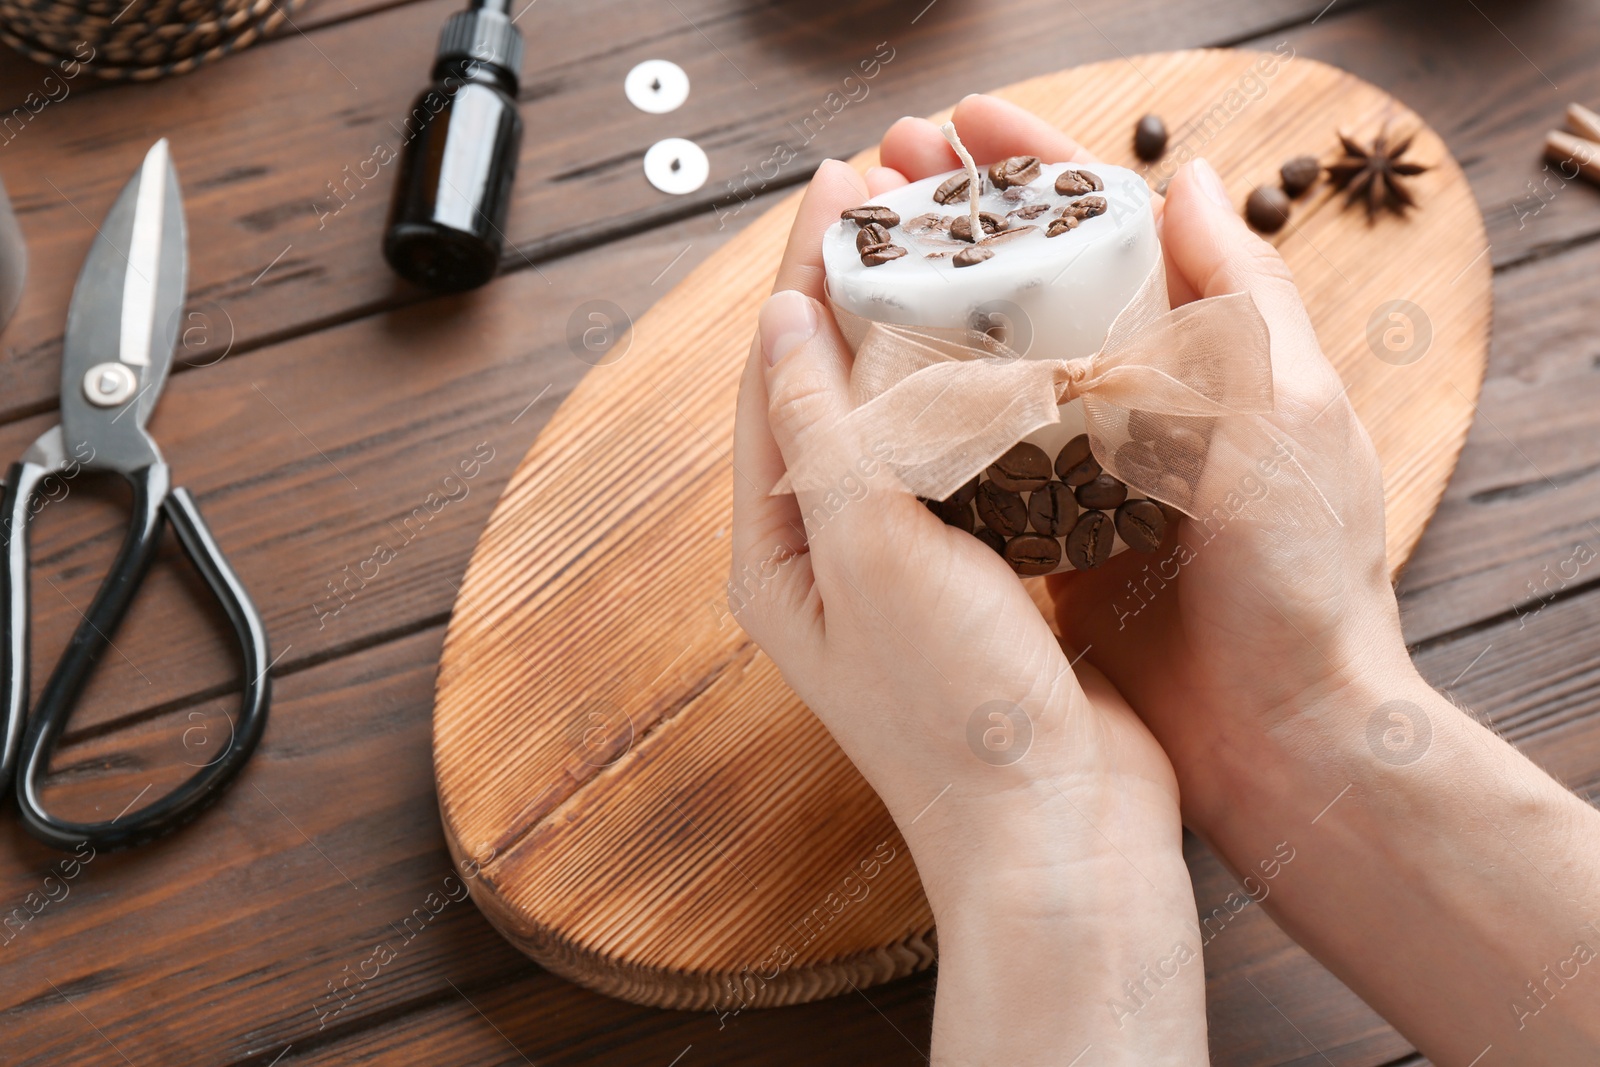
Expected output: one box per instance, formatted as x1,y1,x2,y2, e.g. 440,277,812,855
0,140,271,851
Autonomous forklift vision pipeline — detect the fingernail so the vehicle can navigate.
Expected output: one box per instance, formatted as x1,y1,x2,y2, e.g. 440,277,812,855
760,290,817,366
1191,158,1231,208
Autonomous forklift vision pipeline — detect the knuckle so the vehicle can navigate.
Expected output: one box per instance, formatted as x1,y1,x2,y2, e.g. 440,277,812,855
1232,235,1299,289
766,364,838,439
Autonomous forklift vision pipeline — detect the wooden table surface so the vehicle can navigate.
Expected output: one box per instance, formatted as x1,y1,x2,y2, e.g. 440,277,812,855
0,0,1595,1063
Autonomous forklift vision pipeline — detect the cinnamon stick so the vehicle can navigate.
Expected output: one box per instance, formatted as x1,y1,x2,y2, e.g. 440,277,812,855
1566,102,1600,144
1544,129,1600,185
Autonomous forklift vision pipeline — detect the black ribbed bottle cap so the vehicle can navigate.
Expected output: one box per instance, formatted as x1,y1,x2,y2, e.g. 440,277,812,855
436,6,523,87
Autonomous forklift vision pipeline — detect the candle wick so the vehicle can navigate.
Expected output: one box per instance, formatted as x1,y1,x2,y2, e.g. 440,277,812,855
940,121,984,243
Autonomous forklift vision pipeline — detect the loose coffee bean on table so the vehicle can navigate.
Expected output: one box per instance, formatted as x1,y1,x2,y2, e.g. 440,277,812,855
1134,114,1168,161
1076,471,1128,510
989,155,1042,189
1280,155,1320,198
976,480,1029,537
953,245,994,268
1115,499,1166,552
1027,481,1077,536
1065,510,1114,570
1045,217,1080,238
841,205,901,227
975,527,1006,555
1245,185,1291,233
1005,534,1062,576
925,496,975,533
1054,168,1104,196
987,442,1052,492
1055,434,1101,486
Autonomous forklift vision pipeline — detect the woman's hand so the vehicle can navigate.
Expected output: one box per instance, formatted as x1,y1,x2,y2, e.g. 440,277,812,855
729,103,1208,1064
875,95,1600,1064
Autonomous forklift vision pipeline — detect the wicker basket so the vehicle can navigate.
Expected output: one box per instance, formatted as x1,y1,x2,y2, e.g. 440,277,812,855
0,0,309,80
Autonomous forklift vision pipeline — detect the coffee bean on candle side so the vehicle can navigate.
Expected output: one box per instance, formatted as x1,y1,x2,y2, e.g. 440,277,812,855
1076,472,1128,510
1027,482,1078,536
976,481,1029,536
1005,534,1062,576
1066,510,1114,569
822,156,1160,575
924,496,975,532
1055,435,1101,486
987,442,1052,491
1115,499,1166,552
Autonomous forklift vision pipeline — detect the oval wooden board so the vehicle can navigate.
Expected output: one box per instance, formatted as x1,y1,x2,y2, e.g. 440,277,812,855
435,49,1490,1010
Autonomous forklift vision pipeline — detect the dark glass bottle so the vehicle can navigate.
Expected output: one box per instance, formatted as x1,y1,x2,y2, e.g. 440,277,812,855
383,0,524,292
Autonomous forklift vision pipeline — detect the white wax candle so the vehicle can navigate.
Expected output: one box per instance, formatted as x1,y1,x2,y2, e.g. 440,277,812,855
822,160,1163,572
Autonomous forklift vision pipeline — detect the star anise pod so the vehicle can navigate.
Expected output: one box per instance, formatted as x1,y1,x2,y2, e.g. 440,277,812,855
1325,124,1431,221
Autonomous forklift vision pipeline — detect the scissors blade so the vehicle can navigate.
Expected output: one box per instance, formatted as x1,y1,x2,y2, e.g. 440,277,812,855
59,139,187,470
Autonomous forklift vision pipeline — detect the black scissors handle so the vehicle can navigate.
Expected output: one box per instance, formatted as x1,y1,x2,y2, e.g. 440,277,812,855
0,461,271,851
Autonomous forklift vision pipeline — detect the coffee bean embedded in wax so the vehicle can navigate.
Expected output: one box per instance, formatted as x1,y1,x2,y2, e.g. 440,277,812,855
1054,168,1105,196
989,155,1042,189
949,211,1008,242
933,172,976,205
841,205,901,227
856,222,893,253
1059,196,1108,221
860,243,907,267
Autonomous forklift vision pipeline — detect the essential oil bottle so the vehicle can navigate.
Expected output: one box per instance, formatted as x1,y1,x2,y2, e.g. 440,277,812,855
383,0,524,292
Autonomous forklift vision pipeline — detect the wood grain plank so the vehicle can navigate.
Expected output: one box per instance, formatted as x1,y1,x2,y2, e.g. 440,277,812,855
0,190,747,744
1242,0,1600,268
0,628,538,1066
0,0,1394,422
1394,234,1600,646
10,573,1598,1064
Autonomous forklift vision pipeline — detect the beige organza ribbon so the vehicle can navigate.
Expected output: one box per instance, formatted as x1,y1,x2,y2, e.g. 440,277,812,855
775,257,1275,518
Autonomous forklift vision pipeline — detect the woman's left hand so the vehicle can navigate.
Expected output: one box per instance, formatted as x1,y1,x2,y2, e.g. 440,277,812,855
729,95,1210,1064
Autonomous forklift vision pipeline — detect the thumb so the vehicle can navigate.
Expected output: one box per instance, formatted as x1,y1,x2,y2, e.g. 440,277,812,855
759,289,854,476
1162,159,1340,403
